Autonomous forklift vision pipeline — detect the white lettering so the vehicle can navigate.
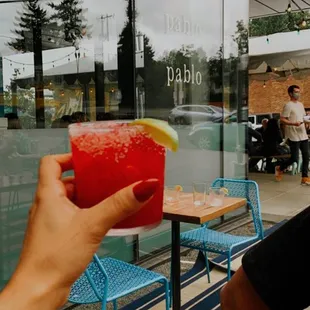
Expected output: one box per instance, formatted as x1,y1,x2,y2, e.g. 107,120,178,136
166,64,202,86
176,68,182,83
184,64,190,83
167,66,174,86
196,72,202,85
191,64,195,84
164,13,203,36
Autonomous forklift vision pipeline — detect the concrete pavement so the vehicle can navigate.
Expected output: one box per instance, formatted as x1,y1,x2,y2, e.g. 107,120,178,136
249,172,310,220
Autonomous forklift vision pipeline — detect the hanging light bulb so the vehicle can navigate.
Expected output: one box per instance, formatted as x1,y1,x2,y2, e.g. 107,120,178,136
266,36,270,44
287,3,292,12
301,18,307,28
263,81,266,88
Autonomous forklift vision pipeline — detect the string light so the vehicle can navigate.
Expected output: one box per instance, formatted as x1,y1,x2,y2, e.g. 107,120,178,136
266,37,270,44
3,48,88,68
301,18,307,28
287,3,292,12
263,81,266,88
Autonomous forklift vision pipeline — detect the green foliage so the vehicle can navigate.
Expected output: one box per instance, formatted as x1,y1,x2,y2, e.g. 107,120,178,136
48,0,90,46
249,11,310,37
8,0,49,52
234,20,248,55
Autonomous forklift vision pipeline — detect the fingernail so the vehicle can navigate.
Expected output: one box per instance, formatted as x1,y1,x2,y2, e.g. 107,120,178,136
133,179,160,202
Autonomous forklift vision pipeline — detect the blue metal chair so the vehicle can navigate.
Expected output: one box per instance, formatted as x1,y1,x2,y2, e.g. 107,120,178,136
180,178,264,280
69,254,170,310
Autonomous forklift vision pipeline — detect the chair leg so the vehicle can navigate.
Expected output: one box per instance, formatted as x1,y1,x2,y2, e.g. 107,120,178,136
169,280,172,308
164,280,170,310
113,299,117,310
227,252,231,280
203,251,211,283
101,300,107,310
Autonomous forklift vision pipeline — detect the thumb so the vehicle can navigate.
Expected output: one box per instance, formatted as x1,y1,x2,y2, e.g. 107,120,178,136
86,179,160,236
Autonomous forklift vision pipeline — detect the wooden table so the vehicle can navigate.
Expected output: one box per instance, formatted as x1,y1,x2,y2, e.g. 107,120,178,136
163,193,247,310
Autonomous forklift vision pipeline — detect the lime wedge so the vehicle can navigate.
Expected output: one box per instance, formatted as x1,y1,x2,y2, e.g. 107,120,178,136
130,118,179,152
220,187,229,196
175,185,183,192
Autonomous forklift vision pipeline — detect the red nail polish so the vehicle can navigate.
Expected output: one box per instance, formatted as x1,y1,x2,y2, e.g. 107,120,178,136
133,179,160,202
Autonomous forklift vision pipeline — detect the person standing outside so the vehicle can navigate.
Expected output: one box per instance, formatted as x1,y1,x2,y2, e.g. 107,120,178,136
275,85,310,185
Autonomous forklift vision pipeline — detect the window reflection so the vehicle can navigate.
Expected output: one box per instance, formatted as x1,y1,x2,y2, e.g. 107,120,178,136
0,0,249,286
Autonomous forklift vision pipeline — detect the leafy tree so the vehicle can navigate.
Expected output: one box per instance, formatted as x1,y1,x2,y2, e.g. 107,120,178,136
48,0,90,46
4,85,36,128
8,0,49,52
234,20,248,55
117,0,135,118
249,11,310,37
8,0,49,128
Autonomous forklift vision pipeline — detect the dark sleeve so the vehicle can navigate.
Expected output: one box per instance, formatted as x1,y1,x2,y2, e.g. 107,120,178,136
242,206,310,310
249,127,262,142
277,131,282,144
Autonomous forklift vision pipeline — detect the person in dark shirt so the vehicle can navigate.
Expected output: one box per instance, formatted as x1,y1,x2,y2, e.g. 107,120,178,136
262,118,283,156
256,118,268,136
262,118,289,173
248,125,263,171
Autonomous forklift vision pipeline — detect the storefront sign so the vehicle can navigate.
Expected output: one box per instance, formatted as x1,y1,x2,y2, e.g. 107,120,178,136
164,13,202,36
167,64,202,86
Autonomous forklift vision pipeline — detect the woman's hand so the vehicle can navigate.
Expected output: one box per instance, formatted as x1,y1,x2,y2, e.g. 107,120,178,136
0,154,159,310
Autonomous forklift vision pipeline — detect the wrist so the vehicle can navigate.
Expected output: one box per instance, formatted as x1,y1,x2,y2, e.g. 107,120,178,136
0,270,69,310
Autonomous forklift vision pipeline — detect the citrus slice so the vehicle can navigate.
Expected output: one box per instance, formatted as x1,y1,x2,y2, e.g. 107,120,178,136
175,185,183,192
220,187,229,196
130,118,179,152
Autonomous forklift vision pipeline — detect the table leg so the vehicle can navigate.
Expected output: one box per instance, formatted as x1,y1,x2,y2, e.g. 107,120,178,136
171,221,181,309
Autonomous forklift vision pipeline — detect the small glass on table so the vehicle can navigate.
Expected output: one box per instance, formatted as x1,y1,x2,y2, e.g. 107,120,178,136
164,185,182,205
208,187,225,207
193,182,207,206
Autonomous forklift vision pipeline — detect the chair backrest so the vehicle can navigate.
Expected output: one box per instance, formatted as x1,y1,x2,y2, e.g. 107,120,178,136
83,254,109,301
212,178,264,239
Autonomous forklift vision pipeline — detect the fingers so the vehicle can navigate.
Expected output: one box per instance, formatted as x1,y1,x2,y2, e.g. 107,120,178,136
38,154,73,186
63,177,75,201
86,179,160,235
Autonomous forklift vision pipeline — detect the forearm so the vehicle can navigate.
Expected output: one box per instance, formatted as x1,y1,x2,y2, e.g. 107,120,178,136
0,272,68,310
280,117,294,126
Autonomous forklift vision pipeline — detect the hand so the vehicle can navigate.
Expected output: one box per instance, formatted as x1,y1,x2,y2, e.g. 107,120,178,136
293,121,303,126
0,154,159,310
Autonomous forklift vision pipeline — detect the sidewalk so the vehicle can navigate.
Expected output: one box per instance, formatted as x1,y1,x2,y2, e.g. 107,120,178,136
249,172,310,220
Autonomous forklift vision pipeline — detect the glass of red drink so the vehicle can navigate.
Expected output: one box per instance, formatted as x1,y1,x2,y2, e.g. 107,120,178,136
69,121,166,236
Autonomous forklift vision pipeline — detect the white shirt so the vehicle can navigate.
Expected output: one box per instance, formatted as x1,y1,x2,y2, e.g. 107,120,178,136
282,101,308,142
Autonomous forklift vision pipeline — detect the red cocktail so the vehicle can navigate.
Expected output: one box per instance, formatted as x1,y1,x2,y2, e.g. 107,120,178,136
69,121,166,236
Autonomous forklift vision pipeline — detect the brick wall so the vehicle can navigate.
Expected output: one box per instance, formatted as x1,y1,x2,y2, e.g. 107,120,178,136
249,73,310,114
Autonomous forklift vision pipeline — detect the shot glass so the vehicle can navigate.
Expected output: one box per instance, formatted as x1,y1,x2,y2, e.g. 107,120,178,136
164,186,180,205
193,182,207,206
208,187,225,207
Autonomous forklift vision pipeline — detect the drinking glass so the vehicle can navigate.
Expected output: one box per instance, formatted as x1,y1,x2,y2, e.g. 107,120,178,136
193,182,207,206
208,187,225,207
69,121,166,236
165,186,180,204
